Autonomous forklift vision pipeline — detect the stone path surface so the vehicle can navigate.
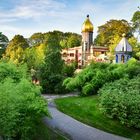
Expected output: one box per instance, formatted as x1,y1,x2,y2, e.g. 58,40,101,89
43,94,130,140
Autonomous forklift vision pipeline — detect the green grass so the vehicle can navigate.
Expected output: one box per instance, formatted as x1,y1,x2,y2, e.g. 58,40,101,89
55,95,140,140
33,122,67,140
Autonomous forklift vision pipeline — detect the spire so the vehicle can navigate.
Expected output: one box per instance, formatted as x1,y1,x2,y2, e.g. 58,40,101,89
115,35,132,52
82,15,94,32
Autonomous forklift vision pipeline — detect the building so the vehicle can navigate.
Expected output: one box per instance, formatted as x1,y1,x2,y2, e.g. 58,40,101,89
115,34,132,63
62,15,109,68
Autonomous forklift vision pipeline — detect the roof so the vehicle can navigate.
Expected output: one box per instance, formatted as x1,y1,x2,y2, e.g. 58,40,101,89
82,15,93,32
115,37,132,52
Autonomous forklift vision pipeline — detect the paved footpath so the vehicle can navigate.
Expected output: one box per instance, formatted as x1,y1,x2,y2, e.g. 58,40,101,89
43,94,130,140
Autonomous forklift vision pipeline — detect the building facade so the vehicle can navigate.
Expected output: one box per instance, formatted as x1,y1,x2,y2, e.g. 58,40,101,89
115,34,132,63
62,15,109,68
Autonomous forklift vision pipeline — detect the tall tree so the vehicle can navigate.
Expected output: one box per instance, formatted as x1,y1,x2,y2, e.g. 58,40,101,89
67,34,81,48
39,34,64,94
0,32,9,58
94,19,132,52
131,8,140,34
4,35,29,64
29,32,44,46
24,43,46,70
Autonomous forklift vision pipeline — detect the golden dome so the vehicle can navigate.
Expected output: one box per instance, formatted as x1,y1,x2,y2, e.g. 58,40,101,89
82,15,94,32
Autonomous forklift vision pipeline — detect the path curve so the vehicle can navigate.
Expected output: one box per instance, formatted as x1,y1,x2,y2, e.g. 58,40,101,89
43,95,130,140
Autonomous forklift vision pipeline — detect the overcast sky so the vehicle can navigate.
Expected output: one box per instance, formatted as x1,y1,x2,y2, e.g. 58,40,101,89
0,0,139,40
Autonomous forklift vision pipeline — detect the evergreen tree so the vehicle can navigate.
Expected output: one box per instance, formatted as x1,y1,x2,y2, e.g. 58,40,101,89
39,34,64,94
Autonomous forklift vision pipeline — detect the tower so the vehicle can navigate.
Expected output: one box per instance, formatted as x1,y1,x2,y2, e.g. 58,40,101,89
82,15,94,66
115,34,132,63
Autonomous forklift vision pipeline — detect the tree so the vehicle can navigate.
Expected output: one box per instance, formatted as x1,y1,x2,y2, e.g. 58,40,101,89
29,32,44,46
60,39,68,49
131,9,140,34
4,35,29,64
94,19,132,52
44,31,81,49
0,32,9,58
67,35,81,48
39,34,64,94
136,51,140,60
0,62,48,139
24,43,46,70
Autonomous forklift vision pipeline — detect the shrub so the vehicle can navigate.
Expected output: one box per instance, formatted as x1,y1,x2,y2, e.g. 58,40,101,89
63,62,77,77
0,61,29,82
99,77,140,129
63,59,140,96
82,83,93,96
0,78,49,140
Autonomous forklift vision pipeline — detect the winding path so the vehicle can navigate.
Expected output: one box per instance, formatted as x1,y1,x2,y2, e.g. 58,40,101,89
43,94,130,140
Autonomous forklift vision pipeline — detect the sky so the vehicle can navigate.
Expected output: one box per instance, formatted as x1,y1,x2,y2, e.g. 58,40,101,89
0,0,139,40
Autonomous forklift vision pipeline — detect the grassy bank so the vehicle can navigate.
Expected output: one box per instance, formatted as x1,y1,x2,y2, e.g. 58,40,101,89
55,96,140,140
33,122,67,140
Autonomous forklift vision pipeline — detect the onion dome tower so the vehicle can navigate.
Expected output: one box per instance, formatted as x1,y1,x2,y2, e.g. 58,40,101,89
82,15,94,66
115,33,132,63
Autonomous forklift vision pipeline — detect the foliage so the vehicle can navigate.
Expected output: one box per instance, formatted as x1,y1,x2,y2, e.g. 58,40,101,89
29,33,44,46
63,62,117,95
63,59,140,96
128,36,140,57
55,96,140,139
34,122,67,140
44,31,81,49
136,51,140,60
67,35,81,48
94,19,132,53
39,34,65,94
25,44,46,69
0,78,48,140
131,10,140,33
0,32,9,58
0,61,29,82
62,62,77,77
99,76,140,129
4,35,29,64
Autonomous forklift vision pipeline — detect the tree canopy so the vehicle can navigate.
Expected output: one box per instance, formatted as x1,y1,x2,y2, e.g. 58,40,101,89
94,19,133,53
39,34,65,93
0,32,9,58
4,35,29,64
131,9,140,33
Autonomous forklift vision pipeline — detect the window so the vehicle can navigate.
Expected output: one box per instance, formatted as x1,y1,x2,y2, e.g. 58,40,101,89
70,53,74,57
121,55,124,63
116,55,118,63
63,53,67,57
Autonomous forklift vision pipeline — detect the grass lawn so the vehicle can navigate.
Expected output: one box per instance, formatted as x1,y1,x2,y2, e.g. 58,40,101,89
55,95,140,140
33,122,67,140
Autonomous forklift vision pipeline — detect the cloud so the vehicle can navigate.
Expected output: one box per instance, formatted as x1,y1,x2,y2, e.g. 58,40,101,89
0,0,139,40
0,0,66,21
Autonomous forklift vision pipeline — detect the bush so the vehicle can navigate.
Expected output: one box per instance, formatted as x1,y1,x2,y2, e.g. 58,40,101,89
0,78,49,140
63,59,140,96
82,83,93,96
0,61,29,82
99,77,140,129
62,62,77,77
63,62,123,95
